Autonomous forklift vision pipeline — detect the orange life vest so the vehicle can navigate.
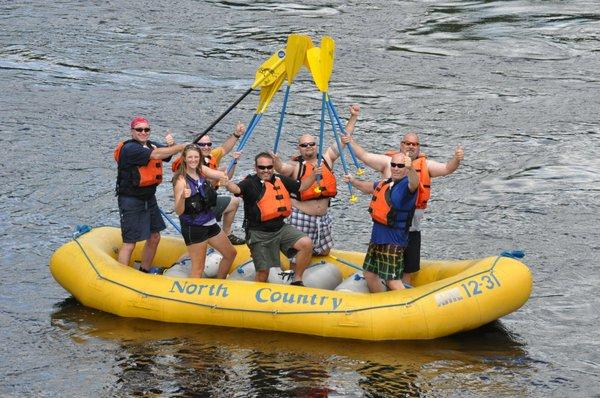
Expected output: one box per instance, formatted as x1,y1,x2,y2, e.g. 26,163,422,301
114,140,163,188
294,156,337,201
256,177,292,222
383,151,430,209
368,178,415,228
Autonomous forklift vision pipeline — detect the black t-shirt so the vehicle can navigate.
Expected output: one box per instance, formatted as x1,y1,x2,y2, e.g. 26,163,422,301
117,140,172,199
237,174,300,231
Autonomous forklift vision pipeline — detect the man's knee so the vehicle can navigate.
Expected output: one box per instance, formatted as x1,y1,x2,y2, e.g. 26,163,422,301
294,236,313,252
147,232,161,246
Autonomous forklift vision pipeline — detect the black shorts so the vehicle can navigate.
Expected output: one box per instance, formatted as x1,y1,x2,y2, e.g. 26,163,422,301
181,223,221,246
403,230,421,273
118,195,166,243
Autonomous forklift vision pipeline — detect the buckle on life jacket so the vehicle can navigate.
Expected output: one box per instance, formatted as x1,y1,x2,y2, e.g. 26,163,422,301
275,194,284,200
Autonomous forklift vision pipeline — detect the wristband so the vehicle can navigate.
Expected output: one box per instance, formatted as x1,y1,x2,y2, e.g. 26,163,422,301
233,133,241,139
232,160,238,164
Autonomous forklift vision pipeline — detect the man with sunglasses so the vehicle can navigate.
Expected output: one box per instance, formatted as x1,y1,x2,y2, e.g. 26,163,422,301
342,116,464,285
221,152,322,285
186,123,246,246
343,152,418,292
115,116,188,272
272,105,360,257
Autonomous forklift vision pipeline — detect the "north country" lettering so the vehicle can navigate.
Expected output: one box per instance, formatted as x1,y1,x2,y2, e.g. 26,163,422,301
169,281,229,297
256,287,343,311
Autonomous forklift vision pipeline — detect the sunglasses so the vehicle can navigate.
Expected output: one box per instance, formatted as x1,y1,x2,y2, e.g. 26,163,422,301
402,141,419,147
390,162,405,168
256,165,274,170
133,127,151,133
197,142,212,147
299,142,316,148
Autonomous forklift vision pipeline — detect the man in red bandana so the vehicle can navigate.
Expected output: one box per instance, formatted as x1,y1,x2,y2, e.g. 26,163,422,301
114,116,187,272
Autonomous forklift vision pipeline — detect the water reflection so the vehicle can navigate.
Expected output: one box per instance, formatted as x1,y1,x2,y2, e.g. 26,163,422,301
52,298,531,397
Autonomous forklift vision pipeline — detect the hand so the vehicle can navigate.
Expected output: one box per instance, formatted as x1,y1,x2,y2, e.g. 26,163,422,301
342,174,354,183
314,165,323,177
234,121,245,138
183,186,191,198
165,131,175,146
341,135,352,144
349,104,360,116
269,150,281,163
454,145,464,162
404,153,412,169
219,175,229,185
232,151,242,160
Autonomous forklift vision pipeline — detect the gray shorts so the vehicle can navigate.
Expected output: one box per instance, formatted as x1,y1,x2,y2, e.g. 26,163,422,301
210,195,231,222
247,224,306,271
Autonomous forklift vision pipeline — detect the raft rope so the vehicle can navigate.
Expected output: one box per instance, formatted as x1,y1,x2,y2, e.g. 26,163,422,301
72,230,509,315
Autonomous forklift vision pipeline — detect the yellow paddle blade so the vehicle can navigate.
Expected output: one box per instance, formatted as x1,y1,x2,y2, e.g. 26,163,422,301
303,36,315,72
350,194,358,203
257,72,285,113
252,49,286,89
285,34,311,85
320,36,335,91
306,47,325,92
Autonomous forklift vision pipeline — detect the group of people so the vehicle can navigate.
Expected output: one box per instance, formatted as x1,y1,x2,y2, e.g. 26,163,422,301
114,107,463,293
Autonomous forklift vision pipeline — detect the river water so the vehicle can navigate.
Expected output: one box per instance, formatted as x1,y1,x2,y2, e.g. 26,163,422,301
1,1,599,397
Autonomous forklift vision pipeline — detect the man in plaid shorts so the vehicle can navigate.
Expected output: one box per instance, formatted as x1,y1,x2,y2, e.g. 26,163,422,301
344,152,419,292
272,105,359,256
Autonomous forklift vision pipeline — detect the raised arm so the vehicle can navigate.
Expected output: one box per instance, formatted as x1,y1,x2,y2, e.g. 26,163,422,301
343,136,391,175
326,104,360,163
427,145,464,178
221,178,241,196
202,165,227,181
220,121,245,155
150,143,187,160
271,151,296,177
343,174,375,195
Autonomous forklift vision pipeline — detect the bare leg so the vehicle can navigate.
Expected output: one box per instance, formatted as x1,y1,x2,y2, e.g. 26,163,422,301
255,269,269,282
291,236,313,282
221,197,240,236
364,271,387,293
140,232,161,271
188,241,208,278
387,279,406,291
117,242,136,266
207,231,237,279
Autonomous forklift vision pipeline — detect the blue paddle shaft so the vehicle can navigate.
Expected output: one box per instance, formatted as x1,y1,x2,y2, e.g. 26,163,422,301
274,85,291,153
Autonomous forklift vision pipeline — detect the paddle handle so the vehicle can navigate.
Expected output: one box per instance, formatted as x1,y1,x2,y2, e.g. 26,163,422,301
194,87,253,143
325,97,354,195
273,85,291,153
159,207,181,234
226,113,263,174
327,99,361,169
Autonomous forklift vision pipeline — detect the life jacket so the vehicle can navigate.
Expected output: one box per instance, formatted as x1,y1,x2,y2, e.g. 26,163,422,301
183,174,217,215
384,151,430,209
114,140,163,197
368,178,415,229
293,156,337,201
256,176,292,222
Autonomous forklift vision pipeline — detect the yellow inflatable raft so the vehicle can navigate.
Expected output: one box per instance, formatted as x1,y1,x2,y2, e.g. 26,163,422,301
49,226,532,341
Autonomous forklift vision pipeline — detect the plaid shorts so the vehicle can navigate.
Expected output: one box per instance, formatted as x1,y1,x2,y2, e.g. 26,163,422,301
363,243,405,281
289,208,333,255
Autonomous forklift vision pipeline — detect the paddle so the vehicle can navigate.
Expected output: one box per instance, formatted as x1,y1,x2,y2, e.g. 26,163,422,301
273,34,313,153
306,36,335,193
225,72,286,174
326,98,364,175
172,49,286,172
192,48,287,143
325,93,358,203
